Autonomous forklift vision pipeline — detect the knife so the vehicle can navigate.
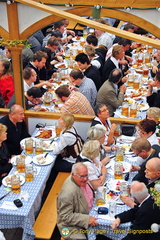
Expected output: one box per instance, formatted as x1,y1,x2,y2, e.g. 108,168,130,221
0,191,11,201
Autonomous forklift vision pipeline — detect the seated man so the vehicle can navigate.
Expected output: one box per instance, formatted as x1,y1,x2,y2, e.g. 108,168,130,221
69,69,97,108
122,157,160,208
147,70,160,108
131,138,160,184
111,181,160,240
96,68,126,117
57,162,98,240
55,85,95,115
0,104,30,155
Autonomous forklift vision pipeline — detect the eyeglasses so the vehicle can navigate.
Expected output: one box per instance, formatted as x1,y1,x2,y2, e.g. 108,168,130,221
100,108,108,113
135,151,142,156
75,174,88,179
137,130,147,135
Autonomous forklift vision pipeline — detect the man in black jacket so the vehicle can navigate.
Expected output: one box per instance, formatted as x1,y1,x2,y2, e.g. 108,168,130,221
111,181,160,240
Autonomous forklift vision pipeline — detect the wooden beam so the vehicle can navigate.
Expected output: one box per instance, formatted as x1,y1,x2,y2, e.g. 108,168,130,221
16,0,160,48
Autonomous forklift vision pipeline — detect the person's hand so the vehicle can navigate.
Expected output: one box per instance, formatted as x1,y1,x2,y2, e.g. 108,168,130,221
50,59,58,65
110,218,120,229
69,30,75,36
68,85,78,91
119,59,128,65
111,146,119,151
125,55,133,63
1,173,8,177
148,80,156,87
121,196,136,208
56,56,64,62
45,81,53,88
110,123,117,132
99,175,106,185
152,66,158,74
130,165,140,172
121,77,127,84
88,216,98,226
119,84,126,93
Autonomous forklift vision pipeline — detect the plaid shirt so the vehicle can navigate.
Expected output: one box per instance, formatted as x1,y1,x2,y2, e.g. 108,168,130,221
60,91,95,115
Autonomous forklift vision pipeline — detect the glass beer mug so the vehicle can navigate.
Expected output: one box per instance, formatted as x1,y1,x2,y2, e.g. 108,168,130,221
114,162,123,179
121,102,129,117
95,187,106,206
133,76,140,90
11,175,21,193
130,103,137,118
116,147,124,162
16,155,25,173
43,92,52,106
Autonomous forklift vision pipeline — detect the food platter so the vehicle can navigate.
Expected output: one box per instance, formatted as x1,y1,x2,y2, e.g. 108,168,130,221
42,140,56,151
55,62,68,69
33,154,54,165
11,155,32,165
35,129,56,140
107,179,126,192
2,175,25,187
136,103,149,111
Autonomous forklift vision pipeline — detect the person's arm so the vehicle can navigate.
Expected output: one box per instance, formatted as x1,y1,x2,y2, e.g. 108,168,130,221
111,217,121,229
106,123,117,146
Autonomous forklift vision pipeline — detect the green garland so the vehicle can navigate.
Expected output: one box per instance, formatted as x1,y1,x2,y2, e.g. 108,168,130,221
0,39,31,48
150,181,160,207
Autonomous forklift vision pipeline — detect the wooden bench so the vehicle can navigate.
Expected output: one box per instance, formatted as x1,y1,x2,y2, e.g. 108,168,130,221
33,172,70,239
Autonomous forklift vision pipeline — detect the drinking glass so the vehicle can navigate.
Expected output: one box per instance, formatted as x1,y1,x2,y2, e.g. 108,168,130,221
25,139,34,154
114,162,123,179
35,141,43,155
11,175,21,193
16,155,25,173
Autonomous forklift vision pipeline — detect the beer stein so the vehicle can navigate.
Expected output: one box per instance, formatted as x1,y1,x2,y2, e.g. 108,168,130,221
83,28,88,38
25,164,37,182
25,138,34,154
89,28,95,35
54,72,61,85
142,65,149,78
116,147,124,162
114,162,123,179
120,182,129,199
65,48,70,59
108,200,116,218
147,45,153,53
43,92,52,106
144,51,150,64
95,187,106,206
130,103,137,118
35,141,43,155
11,175,21,193
16,155,25,173
127,74,134,87
133,76,140,90
121,102,129,117
55,123,62,137
114,124,121,137
137,52,144,66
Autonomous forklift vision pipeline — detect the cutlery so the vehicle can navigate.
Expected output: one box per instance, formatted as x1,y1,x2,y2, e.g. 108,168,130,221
0,191,11,201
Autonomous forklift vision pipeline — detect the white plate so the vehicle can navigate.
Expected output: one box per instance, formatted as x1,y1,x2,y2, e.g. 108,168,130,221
117,135,135,144
55,62,68,69
137,103,149,111
107,179,126,192
11,155,32,166
123,162,131,173
42,141,56,151
35,129,56,140
33,154,54,165
20,137,37,149
72,36,82,41
2,175,25,187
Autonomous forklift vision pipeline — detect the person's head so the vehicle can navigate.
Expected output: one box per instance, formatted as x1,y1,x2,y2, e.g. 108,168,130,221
146,107,160,124
108,68,123,84
94,104,109,120
51,30,63,41
112,45,124,59
71,163,88,187
82,140,100,160
58,113,75,131
86,35,98,47
23,68,37,82
26,87,42,104
32,51,47,69
54,21,65,33
137,119,156,139
0,60,12,75
9,104,25,123
94,18,110,37
118,38,131,51
130,181,149,203
55,85,71,102
145,158,160,181
69,69,84,85
75,53,90,70
5,48,12,59
85,45,96,58
123,24,135,33
155,49,160,62
0,123,7,143
47,36,59,52
131,138,152,159
87,126,106,145
63,19,70,28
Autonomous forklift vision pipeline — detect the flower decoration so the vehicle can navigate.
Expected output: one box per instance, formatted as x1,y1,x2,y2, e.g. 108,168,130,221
0,39,30,48
150,181,160,207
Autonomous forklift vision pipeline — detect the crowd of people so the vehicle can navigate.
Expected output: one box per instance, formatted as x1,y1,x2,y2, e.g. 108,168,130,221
1,17,160,240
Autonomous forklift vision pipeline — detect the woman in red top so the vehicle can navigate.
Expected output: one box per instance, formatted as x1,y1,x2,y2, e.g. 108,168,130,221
0,60,14,106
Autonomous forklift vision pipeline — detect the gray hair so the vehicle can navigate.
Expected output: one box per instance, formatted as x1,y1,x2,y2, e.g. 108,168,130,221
71,162,87,174
87,126,106,140
146,107,160,121
130,181,149,202
9,104,23,114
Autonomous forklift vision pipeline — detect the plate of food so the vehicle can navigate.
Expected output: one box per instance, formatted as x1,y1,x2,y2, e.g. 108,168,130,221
136,103,149,111
122,162,131,173
55,62,68,69
2,174,25,187
20,137,37,149
107,179,126,192
37,107,50,112
11,155,32,165
35,129,56,140
42,141,56,151
33,154,54,165
72,36,81,41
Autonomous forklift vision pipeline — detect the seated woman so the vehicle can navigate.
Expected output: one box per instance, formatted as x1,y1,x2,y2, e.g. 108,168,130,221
91,104,117,146
0,60,14,106
76,140,107,190
87,125,118,165
146,107,160,124
52,113,83,174
137,119,158,146
0,123,12,186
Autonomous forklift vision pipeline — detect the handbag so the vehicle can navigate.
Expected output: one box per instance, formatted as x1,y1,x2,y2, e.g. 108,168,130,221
121,124,136,136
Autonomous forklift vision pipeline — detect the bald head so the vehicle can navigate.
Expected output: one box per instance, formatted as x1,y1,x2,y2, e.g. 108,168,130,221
145,158,160,181
130,181,149,203
9,104,24,114
9,104,25,125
